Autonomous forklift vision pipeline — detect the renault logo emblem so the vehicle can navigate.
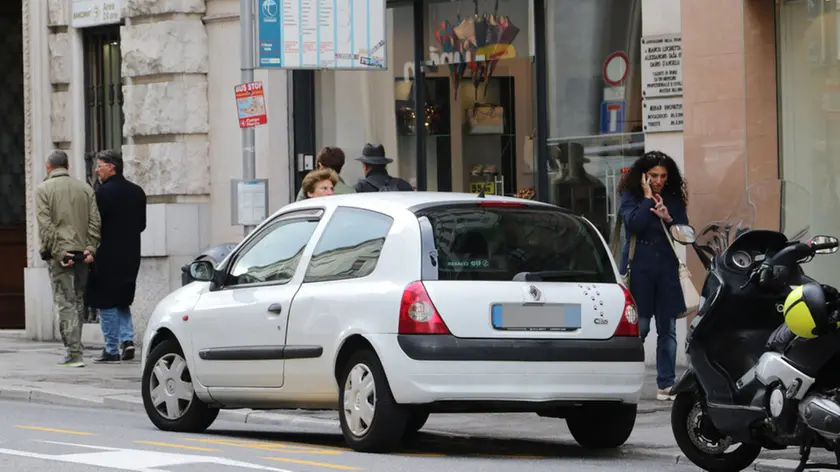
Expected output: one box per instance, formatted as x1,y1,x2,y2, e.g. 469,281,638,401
529,285,541,301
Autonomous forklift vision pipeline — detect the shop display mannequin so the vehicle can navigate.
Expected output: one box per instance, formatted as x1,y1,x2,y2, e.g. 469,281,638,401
552,142,609,238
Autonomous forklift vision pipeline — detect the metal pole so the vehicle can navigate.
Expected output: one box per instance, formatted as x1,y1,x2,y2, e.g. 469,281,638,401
240,0,257,236
533,0,550,203
413,0,427,191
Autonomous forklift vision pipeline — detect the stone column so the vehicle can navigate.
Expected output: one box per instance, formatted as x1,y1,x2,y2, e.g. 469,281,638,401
24,0,68,340
681,0,779,260
120,0,212,339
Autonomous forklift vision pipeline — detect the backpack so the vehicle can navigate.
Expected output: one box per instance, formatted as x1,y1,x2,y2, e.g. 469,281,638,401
365,177,404,192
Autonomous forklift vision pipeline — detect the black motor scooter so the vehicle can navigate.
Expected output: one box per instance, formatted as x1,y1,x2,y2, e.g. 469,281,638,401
666,179,840,472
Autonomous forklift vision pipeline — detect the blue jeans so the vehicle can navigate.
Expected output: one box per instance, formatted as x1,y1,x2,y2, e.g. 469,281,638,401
640,314,677,390
98,307,134,356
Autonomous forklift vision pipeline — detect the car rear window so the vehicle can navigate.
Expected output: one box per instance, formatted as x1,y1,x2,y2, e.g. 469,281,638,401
415,203,616,283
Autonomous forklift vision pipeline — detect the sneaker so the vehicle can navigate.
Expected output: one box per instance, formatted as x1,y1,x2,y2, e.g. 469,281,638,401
656,387,676,401
93,350,121,364
120,341,135,361
57,356,85,368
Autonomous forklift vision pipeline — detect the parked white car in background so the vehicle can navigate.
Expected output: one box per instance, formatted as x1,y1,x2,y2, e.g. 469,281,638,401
140,192,645,452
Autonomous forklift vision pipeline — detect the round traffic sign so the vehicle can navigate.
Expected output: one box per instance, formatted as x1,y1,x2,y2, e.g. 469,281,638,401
603,51,629,86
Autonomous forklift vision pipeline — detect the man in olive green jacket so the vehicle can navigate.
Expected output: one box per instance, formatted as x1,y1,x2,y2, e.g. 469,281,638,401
295,146,355,201
35,150,101,367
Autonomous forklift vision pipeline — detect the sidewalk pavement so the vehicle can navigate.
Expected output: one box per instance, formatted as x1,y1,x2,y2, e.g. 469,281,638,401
0,332,830,471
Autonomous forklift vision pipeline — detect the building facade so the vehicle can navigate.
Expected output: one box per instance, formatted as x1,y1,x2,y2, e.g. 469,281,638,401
10,0,817,367
22,0,295,343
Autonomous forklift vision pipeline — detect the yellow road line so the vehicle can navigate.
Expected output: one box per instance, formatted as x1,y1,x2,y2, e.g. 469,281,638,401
278,439,351,452
15,426,94,436
134,441,220,452
261,456,363,470
181,437,342,455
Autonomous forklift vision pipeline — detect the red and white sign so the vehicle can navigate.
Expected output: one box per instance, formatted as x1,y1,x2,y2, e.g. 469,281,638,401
603,51,629,86
235,81,268,129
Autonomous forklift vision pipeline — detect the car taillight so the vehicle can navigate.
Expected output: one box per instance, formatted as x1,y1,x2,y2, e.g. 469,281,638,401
614,284,640,337
476,201,524,207
399,281,450,335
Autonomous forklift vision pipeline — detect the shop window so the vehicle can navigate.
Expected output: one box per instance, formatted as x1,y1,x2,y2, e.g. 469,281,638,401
83,25,124,190
777,0,840,283
313,0,535,196
419,0,535,197
544,0,644,240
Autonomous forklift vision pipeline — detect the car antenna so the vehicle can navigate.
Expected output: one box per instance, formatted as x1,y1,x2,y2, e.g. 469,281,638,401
477,173,489,198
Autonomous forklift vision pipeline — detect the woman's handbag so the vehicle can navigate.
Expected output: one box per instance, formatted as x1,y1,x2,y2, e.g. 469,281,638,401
609,216,636,288
661,219,701,319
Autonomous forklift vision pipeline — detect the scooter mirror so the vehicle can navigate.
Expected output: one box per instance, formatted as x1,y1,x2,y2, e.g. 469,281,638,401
810,235,840,254
670,224,697,245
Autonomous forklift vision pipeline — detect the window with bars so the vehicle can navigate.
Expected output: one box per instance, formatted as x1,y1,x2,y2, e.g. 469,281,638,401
83,25,124,191
82,25,124,324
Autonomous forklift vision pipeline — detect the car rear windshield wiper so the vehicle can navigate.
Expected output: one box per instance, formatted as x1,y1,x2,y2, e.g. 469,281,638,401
512,270,600,282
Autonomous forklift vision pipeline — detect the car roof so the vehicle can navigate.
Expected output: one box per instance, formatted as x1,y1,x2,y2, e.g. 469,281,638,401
274,191,560,219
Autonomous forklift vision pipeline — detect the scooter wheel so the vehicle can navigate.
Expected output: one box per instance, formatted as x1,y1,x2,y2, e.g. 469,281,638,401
672,392,762,472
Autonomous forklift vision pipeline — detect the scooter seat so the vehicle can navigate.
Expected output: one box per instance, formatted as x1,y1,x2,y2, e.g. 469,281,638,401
766,324,797,353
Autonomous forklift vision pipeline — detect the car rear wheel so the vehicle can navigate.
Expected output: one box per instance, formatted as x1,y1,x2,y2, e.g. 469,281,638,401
401,408,431,444
141,339,218,433
566,402,637,448
338,349,409,452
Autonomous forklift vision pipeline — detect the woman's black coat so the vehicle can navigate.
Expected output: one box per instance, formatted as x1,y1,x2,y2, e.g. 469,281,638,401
86,174,147,309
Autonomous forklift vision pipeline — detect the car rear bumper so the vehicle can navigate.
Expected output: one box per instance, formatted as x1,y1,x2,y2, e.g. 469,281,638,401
368,334,645,406
396,334,644,362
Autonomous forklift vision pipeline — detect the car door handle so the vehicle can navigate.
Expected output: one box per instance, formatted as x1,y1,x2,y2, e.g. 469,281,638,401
267,303,283,314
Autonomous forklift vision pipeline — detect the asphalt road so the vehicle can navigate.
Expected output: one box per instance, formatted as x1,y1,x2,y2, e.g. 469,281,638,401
0,399,705,472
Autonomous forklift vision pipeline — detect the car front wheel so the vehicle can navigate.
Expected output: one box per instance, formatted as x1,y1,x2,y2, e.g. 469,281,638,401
338,349,409,452
141,338,218,433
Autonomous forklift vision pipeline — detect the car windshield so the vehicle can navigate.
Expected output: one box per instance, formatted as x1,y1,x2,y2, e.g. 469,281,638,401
415,203,616,283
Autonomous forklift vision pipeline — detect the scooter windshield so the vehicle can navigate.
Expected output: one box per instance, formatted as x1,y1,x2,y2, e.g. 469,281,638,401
694,179,812,259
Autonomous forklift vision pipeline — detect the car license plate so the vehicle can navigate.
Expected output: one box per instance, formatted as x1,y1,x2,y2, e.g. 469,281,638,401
491,303,581,331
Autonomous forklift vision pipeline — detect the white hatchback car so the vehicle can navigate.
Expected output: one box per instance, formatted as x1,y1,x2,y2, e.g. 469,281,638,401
140,192,644,452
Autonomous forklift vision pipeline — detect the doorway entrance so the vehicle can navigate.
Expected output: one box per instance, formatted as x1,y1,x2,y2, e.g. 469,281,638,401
0,0,26,329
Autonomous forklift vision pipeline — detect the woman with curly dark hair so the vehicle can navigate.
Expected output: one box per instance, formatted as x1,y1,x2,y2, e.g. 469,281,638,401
617,150,688,401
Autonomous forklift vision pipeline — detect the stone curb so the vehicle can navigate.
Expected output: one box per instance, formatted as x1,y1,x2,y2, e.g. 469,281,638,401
0,385,341,429
1,380,669,415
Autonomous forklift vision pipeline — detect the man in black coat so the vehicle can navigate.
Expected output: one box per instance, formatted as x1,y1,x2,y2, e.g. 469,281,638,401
87,150,147,363
353,143,413,192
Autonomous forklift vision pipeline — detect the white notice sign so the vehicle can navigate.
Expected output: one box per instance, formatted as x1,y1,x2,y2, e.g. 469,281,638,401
258,0,387,70
641,34,682,98
643,97,684,133
71,0,121,28
234,180,269,226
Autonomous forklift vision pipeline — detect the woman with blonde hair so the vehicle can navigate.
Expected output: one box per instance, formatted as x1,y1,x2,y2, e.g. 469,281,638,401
301,168,338,199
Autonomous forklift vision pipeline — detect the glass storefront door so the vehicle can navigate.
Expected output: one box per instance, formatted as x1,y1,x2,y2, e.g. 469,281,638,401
543,0,644,240
777,0,840,283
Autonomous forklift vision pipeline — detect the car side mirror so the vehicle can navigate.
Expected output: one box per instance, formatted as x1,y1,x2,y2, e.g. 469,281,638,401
670,224,697,245
188,260,216,282
809,235,840,255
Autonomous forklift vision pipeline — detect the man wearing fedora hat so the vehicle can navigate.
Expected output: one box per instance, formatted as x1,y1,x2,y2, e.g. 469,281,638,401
354,143,413,193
